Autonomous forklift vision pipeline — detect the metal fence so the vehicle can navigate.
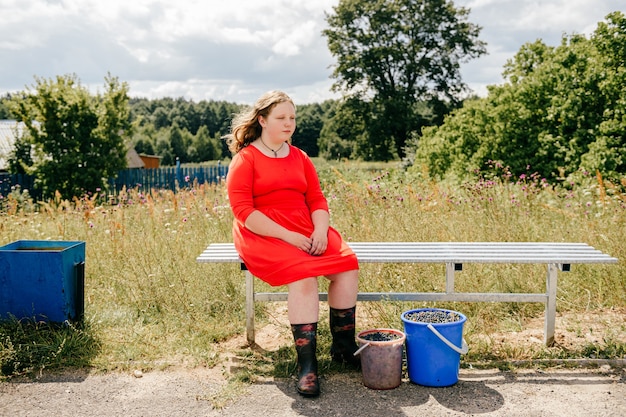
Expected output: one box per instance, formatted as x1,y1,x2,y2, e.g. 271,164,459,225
109,163,228,194
0,162,229,200
0,173,37,199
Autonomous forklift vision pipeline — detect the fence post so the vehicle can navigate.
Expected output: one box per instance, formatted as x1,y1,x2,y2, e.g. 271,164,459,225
175,158,181,190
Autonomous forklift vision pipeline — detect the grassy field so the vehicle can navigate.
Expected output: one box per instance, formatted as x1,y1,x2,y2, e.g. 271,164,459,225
1,160,624,380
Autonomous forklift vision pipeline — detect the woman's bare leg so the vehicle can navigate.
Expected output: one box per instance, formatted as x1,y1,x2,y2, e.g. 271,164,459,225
287,277,319,324
326,269,359,309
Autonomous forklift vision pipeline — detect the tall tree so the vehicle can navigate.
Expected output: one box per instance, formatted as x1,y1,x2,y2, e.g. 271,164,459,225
10,74,131,199
188,125,222,162
318,98,361,160
168,122,191,163
323,0,486,160
293,103,324,156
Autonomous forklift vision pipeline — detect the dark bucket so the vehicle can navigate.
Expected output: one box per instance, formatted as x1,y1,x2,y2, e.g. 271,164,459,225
355,328,406,390
401,308,468,387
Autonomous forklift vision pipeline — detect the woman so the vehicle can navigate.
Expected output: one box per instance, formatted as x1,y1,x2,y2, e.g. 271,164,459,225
225,90,360,397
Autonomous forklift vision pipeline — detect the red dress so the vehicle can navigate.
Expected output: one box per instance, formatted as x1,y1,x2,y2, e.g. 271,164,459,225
227,144,358,286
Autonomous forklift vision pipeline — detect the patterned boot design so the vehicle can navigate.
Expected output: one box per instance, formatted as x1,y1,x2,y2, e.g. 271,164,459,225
290,322,320,397
330,306,361,368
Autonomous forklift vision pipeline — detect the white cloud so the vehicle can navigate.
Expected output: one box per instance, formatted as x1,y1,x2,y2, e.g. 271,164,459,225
0,0,621,103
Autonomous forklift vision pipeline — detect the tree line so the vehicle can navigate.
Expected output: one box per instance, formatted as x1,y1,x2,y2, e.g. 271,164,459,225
126,97,335,166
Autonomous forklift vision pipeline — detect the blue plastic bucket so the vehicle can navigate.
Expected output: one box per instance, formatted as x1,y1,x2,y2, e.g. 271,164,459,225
401,308,468,387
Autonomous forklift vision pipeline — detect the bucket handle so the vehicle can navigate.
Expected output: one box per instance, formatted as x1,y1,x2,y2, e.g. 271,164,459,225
427,323,469,355
353,342,370,356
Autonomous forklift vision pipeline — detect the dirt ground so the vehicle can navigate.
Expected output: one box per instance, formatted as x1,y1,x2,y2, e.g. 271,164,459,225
1,365,624,417
1,306,625,417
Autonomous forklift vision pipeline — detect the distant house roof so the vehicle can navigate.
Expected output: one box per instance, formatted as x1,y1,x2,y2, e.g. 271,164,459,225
139,153,162,169
0,120,26,171
126,147,145,169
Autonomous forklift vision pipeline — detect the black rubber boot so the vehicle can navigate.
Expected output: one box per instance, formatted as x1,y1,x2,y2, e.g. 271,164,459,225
329,306,361,368
290,323,320,397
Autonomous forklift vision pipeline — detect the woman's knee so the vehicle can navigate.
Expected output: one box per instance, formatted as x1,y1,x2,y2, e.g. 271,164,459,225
288,277,318,294
327,269,359,283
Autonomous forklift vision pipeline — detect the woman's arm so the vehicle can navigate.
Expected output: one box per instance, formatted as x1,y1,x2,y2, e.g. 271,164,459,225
309,209,329,255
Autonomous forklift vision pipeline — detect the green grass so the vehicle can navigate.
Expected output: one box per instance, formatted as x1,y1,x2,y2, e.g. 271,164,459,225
0,318,98,377
1,161,624,380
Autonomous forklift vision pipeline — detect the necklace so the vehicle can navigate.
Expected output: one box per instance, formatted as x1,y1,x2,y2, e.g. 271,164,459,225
259,138,285,157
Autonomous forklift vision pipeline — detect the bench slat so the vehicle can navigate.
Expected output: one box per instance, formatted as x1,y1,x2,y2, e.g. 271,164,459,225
196,242,618,265
254,291,548,303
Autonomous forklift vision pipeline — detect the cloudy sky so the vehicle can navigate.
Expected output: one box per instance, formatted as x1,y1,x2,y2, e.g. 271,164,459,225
0,0,622,105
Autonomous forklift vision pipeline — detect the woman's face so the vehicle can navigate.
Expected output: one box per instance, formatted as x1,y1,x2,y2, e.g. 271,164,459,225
259,101,296,143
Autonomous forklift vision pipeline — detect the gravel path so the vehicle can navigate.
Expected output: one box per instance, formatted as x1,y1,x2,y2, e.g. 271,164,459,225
1,365,624,417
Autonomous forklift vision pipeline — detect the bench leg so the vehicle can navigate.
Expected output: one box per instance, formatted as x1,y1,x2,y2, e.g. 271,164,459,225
544,263,557,346
245,270,255,345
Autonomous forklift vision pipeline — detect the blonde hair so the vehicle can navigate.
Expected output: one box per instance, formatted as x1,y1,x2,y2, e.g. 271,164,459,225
225,90,296,154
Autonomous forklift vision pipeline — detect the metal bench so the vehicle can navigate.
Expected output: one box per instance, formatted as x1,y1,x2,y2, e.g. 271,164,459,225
197,242,618,346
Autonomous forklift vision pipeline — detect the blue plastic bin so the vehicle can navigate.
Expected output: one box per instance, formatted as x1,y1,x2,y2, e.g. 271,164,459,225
0,240,85,322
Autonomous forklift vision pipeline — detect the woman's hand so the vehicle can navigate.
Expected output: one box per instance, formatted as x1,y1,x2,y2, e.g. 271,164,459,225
308,229,328,256
283,230,326,255
309,210,329,256
284,231,315,253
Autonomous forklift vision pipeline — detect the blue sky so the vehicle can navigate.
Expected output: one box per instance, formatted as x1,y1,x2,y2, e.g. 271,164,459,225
0,0,622,104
